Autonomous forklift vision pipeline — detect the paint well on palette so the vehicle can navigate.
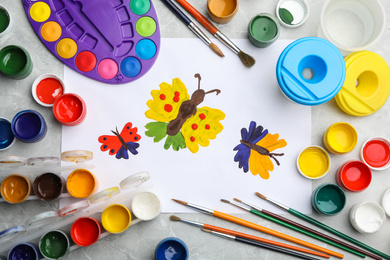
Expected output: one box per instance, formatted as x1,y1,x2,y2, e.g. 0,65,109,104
39,231,69,259
0,118,15,150
71,217,100,246
362,138,390,169
66,169,97,198
101,204,131,233
0,175,30,203
23,0,160,84
33,173,64,201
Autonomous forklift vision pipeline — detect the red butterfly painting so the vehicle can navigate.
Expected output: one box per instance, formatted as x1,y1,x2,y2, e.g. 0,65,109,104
98,122,141,159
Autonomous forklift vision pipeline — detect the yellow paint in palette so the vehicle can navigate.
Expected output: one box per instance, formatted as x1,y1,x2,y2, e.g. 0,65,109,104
297,146,330,179
323,122,358,154
101,204,132,233
66,169,98,198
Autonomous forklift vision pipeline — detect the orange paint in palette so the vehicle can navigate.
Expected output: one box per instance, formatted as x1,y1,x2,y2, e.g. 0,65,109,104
66,169,98,198
0,174,32,203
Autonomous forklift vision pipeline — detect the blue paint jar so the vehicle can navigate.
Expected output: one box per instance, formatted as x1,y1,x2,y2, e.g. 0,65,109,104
155,237,188,260
11,110,47,143
7,242,41,260
276,37,346,106
0,117,15,150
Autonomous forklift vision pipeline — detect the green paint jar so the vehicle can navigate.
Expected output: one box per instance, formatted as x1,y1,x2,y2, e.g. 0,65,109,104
0,5,11,37
0,45,33,79
311,183,346,215
248,13,280,48
39,230,70,259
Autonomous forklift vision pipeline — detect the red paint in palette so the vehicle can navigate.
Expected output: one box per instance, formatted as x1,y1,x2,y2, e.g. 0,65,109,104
71,217,101,247
36,77,64,105
53,93,86,126
362,139,390,169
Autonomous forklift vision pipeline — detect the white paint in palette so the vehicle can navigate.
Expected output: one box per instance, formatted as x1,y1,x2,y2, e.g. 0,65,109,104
131,192,161,221
349,202,386,233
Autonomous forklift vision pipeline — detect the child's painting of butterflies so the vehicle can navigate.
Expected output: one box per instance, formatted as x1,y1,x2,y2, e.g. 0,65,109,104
145,73,225,153
98,122,141,159
233,121,287,179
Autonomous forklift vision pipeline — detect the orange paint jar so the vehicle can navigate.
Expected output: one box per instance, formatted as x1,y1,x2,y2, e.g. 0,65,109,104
0,174,32,203
207,0,238,24
66,169,98,198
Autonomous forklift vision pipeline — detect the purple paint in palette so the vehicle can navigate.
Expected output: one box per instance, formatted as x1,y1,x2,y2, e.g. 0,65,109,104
22,0,160,84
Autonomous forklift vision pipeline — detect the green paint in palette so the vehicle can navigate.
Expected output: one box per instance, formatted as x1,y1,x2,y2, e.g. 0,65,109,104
0,8,10,34
39,230,69,259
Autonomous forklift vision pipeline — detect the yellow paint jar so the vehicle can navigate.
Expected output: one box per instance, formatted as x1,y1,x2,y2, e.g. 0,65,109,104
66,169,98,198
0,174,32,203
297,146,330,179
323,122,358,154
101,204,132,234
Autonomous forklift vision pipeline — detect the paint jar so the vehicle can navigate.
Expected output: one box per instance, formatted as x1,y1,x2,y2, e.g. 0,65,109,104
335,51,390,116
7,242,41,260
248,13,280,48
323,122,357,154
276,0,309,28
7,243,41,260
0,117,16,151
11,110,47,143
297,146,330,179
311,183,346,216
361,137,390,170
207,0,238,24
318,0,386,54
131,191,161,221
33,173,66,201
39,230,70,260
53,93,87,126
71,217,101,247
32,73,65,107
380,188,390,218
155,237,189,260
66,169,98,198
101,204,132,234
0,174,32,203
276,37,345,106
0,5,11,38
336,160,372,192
0,45,33,79
349,202,385,234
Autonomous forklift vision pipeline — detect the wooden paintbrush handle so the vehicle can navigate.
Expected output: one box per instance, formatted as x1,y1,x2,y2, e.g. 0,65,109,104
176,0,218,34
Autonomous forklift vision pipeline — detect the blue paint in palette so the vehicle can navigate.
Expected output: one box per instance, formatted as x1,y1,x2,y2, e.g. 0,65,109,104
0,118,15,150
11,110,47,143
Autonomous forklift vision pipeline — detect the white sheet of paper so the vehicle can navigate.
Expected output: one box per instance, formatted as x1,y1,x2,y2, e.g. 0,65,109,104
61,38,311,214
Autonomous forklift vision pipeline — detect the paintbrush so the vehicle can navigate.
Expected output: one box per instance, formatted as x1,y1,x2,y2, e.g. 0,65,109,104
233,198,380,260
171,198,343,258
169,215,330,258
221,199,366,258
255,192,390,260
201,228,321,260
161,0,224,57
175,0,255,67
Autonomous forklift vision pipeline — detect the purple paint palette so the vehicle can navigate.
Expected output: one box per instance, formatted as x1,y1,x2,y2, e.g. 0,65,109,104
22,0,160,84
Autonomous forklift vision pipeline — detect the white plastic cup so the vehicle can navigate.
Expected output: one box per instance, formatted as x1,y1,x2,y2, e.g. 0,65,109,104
318,0,386,54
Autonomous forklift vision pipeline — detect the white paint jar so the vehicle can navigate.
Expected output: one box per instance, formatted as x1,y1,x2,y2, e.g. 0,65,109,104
349,201,386,233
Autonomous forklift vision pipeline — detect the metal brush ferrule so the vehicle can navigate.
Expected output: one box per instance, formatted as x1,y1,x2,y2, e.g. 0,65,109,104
188,23,211,45
211,230,235,240
214,31,240,54
229,201,251,211
267,198,289,211
242,200,263,212
187,202,214,215
180,218,204,228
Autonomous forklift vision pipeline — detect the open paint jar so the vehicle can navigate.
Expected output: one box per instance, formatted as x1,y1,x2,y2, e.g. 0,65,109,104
311,183,346,215
11,110,47,143
336,160,372,192
323,122,357,154
8,242,41,260
380,188,390,218
361,137,390,170
131,191,161,221
155,237,189,260
71,217,101,247
33,173,66,201
349,202,385,233
297,146,330,179
32,74,65,107
207,0,238,24
0,5,11,38
248,13,280,48
66,169,98,198
0,45,33,79
0,174,32,203
276,0,309,28
0,117,15,151
39,230,70,260
101,204,132,234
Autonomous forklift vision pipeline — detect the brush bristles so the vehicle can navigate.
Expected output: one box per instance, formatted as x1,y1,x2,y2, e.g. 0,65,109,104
201,228,212,233
238,51,255,67
209,43,225,57
172,198,188,206
170,215,181,221
255,192,267,200
233,198,242,202
220,199,230,203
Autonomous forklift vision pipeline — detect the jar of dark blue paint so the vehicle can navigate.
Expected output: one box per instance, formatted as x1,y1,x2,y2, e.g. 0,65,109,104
11,110,47,143
0,117,15,150
7,242,41,260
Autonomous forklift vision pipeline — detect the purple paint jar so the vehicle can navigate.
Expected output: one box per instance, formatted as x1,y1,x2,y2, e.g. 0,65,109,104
11,110,47,143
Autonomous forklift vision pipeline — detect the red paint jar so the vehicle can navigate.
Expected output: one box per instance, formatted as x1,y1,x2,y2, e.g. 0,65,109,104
336,160,372,192
53,93,86,126
361,137,390,170
32,74,65,107
70,217,101,247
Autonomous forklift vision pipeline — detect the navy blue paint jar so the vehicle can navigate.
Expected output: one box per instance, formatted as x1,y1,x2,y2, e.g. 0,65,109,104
0,117,15,150
11,110,47,143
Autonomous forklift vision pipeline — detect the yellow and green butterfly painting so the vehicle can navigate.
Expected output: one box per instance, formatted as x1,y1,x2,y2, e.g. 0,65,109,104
145,74,225,153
